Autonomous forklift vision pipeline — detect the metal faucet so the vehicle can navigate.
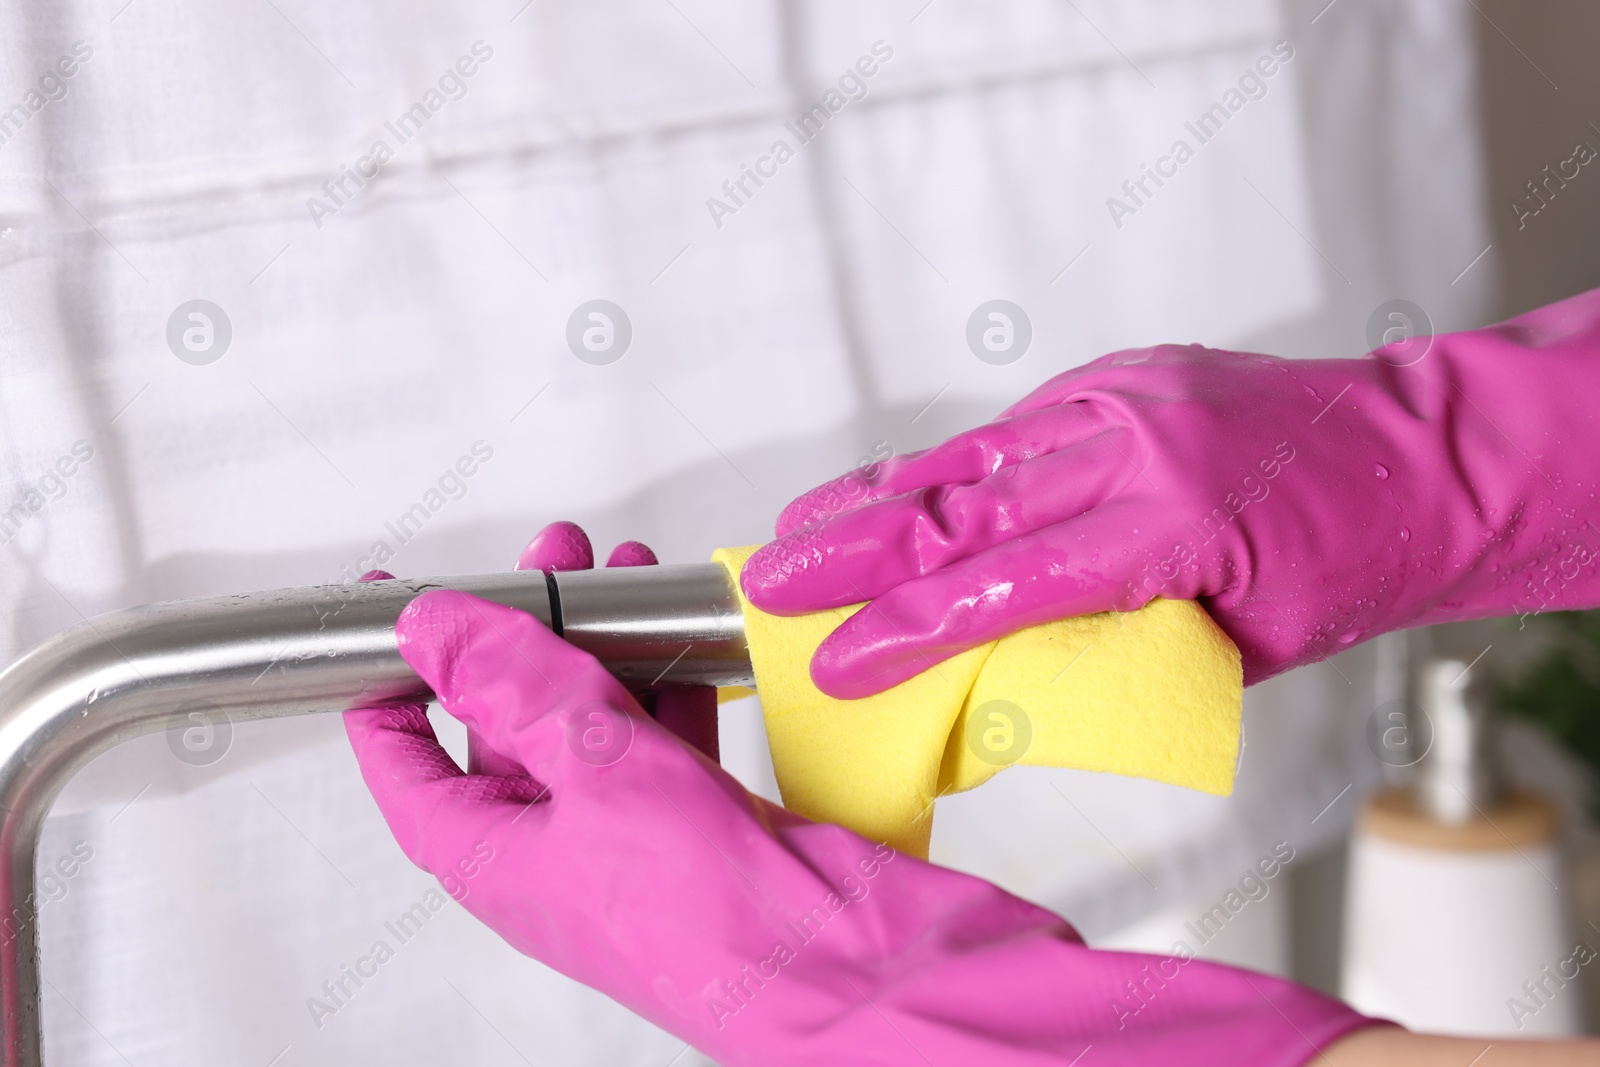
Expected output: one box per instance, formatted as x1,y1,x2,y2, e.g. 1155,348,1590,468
0,563,751,1066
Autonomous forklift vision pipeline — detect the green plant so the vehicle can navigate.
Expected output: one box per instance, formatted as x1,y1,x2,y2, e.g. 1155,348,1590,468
1494,610,1600,819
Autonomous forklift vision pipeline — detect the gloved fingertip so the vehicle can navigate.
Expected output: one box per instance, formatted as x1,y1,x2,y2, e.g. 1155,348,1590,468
396,590,567,716
738,541,787,604
360,569,397,582
515,521,594,573
606,540,658,568
810,649,898,700
810,620,924,700
395,589,487,697
739,536,828,613
738,559,771,608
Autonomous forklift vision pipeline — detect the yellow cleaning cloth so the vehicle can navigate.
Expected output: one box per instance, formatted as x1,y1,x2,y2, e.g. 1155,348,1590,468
713,546,1242,857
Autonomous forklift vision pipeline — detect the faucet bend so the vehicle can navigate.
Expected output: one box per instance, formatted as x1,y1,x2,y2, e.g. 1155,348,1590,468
0,563,750,1065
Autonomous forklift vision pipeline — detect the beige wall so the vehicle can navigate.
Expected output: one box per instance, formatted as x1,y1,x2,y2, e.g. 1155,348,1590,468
1287,4,1600,1030
1478,0,1600,318
1476,3,1600,1031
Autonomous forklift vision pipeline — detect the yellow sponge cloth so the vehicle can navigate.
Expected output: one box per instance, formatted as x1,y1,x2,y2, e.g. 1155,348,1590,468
713,546,1242,858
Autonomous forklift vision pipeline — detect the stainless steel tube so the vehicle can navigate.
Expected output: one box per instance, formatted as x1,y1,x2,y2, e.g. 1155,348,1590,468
0,563,750,1066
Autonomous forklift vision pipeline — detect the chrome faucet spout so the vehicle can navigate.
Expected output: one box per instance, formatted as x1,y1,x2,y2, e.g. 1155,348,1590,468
0,563,750,1065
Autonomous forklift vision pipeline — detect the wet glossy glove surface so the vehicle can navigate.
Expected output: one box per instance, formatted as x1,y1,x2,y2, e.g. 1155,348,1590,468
744,289,1600,697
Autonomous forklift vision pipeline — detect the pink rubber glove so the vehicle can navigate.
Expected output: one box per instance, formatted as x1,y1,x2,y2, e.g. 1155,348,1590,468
743,288,1600,697
345,588,1376,1063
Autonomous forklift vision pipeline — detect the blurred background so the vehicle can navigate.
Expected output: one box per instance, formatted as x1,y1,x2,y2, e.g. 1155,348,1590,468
1,0,1598,1062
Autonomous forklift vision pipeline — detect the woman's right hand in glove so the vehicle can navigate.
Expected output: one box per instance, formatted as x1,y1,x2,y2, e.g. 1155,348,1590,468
742,288,1600,698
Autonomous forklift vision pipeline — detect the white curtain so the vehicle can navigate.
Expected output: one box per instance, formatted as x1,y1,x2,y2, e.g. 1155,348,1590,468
0,1,1492,1063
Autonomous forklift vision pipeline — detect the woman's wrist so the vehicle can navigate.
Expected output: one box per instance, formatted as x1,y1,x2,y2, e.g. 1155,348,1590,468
1322,1025,1600,1066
